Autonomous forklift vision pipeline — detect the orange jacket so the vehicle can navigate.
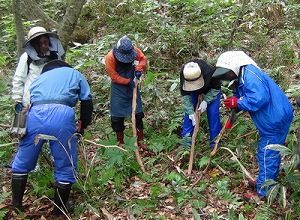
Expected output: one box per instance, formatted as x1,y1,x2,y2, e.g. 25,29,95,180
105,47,147,85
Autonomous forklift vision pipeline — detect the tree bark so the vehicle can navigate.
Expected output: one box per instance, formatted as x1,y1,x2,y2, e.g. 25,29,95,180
227,0,248,49
12,0,87,52
21,0,58,30
12,0,25,57
58,0,87,50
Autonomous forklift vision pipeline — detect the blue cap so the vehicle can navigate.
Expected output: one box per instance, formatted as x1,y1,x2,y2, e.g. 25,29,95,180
113,36,137,63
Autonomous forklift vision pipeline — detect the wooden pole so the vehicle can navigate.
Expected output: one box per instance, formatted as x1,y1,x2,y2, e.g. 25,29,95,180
131,79,146,173
203,120,227,173
187,95,202,175
203,108,238,173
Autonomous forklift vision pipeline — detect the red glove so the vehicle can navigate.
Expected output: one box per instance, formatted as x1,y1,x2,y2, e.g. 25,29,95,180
225,119,233,129
224,96,238,109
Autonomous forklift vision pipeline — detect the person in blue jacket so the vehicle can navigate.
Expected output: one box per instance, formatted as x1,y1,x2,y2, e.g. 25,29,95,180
11,60,93,215
180,59,221,148
212,51,293,199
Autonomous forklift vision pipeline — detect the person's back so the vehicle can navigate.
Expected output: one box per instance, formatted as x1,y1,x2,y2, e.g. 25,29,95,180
212,50,294,198
238,64,293,135
11,60,93,216
30,66,90,107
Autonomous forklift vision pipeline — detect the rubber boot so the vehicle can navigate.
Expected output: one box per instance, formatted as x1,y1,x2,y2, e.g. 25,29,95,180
116,132,124,146
137,129,147,150
12,173,28,212
52,182,71,216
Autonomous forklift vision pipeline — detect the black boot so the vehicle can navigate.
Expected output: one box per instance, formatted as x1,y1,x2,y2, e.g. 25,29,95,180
53,182,71,216
12,173,28,212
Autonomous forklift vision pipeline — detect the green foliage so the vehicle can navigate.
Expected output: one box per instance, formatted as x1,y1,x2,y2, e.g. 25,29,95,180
30,168,54,197
0,0,16,63
0,192,10,219
214,179,242,209
197,155,210,169
0,0,300,219
255,204,277,220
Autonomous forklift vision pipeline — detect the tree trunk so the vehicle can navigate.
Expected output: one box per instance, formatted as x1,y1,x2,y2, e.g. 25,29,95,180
58,0,87,50
12,0,25,57
227,0,248,49
21,0,58,30
12,0,86,54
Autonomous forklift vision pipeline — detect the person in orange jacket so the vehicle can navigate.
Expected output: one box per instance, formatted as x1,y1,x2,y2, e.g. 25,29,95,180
104,36,147,149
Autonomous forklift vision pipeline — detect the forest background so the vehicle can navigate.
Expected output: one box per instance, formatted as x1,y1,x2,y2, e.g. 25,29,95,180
0,0,300,219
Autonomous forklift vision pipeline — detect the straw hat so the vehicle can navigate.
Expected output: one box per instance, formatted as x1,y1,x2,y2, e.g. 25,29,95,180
182,62,204,91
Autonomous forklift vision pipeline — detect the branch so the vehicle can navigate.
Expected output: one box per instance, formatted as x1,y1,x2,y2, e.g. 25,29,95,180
187,95,202,175
131,79,146,173
228,0,248,49
0,124,11,128
220,146,255,182
21,0,59,30
83,139,127,152
58,0,87,50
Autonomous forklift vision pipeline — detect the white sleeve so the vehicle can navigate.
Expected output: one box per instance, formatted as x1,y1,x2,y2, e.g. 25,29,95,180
12,53,29,102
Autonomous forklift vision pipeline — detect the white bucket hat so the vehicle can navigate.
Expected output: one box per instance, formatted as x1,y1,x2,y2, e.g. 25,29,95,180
24,26,58,46
213,51,258,77
182,62,204,91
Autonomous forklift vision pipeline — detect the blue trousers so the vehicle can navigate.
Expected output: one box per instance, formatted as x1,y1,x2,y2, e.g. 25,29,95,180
256,125,290,197
12,104,78,183
181,92,221,148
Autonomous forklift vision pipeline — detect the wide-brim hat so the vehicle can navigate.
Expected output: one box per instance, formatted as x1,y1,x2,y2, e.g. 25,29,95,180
182,62,204,91
113,36,137,63
23,26,58,46
212,51,259,78
212,67,232,78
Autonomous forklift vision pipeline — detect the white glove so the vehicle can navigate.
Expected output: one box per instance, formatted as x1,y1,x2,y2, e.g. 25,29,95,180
198,100,207,113
188,114,196,126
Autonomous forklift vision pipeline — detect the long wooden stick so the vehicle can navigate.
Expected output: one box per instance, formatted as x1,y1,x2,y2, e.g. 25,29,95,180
187,95,202,175
131,79,146,173
203,120,227,173
203,108,238,173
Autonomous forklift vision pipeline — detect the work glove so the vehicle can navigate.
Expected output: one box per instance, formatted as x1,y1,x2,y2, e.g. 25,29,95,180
79,99,93,133
76,120,84,135
135,71,142,80
188,114,196,126
225,119,233,129
224,96,238,109
198,100,207,113
15,102,23,113
129,78,135,89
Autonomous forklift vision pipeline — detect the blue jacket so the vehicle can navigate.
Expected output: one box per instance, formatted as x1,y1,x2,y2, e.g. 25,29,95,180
236,65,293,136
30,67,92,107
